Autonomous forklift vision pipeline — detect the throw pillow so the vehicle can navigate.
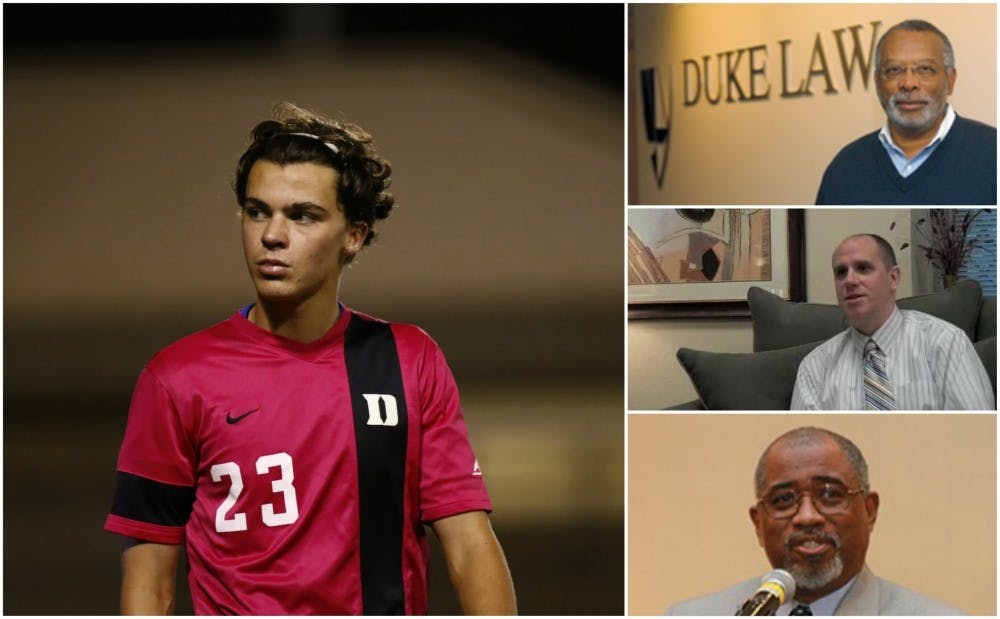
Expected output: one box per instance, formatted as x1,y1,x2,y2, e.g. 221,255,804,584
676,341,822,410
973,336,997,400
748,280,983,352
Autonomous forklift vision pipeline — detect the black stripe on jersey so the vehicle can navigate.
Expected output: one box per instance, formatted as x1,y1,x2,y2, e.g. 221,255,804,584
110,471,196,527
344,315,409,615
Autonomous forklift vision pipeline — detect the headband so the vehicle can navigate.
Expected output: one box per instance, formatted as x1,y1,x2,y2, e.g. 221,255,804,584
288,132,339,154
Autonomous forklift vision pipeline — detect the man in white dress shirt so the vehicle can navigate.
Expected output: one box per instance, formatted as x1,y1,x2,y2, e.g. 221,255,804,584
791,234,993,410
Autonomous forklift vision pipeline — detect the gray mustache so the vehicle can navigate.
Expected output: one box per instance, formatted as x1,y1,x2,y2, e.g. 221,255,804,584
785,529,841,551
890,94,930,105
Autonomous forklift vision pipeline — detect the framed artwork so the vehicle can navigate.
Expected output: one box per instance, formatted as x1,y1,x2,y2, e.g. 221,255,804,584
628,208,805,319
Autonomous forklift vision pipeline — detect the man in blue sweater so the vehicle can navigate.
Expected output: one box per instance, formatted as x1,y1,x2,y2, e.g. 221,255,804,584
816,20,996,205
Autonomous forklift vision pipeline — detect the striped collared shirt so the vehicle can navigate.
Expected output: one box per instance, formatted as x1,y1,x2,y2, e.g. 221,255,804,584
791,306,994,411
877,105,956,178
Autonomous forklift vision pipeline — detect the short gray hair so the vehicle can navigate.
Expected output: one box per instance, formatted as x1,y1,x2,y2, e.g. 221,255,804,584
874,19,955,73
754,427,870,497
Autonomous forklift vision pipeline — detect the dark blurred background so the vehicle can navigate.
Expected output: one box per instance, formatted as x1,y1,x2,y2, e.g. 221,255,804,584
4,3,623,614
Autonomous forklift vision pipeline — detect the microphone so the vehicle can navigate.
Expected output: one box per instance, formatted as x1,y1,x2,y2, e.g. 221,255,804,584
735,569,796,616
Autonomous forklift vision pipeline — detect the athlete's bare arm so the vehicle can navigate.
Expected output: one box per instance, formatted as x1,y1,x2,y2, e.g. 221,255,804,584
120,539,180,614
432,510,517,615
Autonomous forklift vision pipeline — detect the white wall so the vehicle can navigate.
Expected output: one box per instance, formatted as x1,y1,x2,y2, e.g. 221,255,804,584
628,209,913,409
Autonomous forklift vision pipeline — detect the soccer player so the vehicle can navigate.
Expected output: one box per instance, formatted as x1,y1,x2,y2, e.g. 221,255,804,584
104,103,517,614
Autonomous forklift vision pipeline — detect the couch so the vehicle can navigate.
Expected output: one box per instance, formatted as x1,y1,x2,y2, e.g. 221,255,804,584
670,279,997,410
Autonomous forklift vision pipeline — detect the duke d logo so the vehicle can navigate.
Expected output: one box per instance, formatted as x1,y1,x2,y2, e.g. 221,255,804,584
362,393,399,427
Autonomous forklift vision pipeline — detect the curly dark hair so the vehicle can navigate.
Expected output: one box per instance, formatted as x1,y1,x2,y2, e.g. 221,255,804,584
233,102,395,253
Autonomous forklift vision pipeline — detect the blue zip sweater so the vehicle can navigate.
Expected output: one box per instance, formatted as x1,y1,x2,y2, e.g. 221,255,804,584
816,115,997,204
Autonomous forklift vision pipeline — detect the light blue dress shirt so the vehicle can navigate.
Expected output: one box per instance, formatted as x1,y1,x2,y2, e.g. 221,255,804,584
877,105,956,177
776,575,858,616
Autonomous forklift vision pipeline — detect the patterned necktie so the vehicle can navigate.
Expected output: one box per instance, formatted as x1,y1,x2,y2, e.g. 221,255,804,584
790,604,813,615
864,338,895,410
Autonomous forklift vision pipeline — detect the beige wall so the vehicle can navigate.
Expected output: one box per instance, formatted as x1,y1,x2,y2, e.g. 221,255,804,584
631,3,997,203
628,209,913,409
628,414,996,615
628,318,752,409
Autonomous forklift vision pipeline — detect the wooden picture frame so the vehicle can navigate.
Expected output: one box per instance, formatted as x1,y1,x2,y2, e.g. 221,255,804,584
628,209,805,319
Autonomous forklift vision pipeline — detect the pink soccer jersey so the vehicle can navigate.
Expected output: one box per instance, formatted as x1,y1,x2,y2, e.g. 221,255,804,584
105,307,492,614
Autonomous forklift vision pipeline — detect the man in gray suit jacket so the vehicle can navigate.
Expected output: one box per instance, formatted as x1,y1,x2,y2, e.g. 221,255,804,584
668,427,963,616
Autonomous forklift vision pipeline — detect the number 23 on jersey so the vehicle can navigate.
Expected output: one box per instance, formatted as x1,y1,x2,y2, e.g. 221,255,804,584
210,452,299,533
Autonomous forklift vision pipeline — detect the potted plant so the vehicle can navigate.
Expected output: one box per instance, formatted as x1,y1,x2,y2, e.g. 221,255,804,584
891,209,987,288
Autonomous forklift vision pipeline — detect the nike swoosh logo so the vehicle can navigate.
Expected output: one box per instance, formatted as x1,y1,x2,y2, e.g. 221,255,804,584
226,407,260,425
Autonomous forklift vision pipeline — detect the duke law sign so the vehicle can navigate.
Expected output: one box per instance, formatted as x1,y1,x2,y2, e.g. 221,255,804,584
681,21,883,105
639,20,883,188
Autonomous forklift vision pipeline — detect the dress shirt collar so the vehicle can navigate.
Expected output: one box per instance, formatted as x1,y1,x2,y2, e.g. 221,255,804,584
878,104,956,161
778,574,859,616
849,305,902,357
878,105,955,178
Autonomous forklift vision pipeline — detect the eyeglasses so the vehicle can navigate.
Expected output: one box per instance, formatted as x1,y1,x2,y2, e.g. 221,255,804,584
757,483,865,519
879,64,941,82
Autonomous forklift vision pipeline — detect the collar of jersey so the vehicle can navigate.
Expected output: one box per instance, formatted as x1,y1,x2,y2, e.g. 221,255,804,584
231,302,353,359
